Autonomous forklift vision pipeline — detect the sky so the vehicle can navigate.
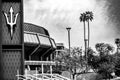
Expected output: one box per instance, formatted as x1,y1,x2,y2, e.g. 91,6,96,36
24,0,120,50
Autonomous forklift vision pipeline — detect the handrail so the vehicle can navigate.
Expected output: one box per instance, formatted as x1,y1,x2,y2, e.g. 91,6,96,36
54,74,71,80
33,73,71,80
17,69,71,80
16,74,42,80
16,74,71,80
25,60,56,65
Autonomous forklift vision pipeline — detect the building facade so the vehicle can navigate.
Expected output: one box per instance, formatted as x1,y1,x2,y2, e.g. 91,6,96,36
24,23,56,61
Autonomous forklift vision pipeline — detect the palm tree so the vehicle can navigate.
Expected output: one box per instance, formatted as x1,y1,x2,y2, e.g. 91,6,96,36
79,13,87,60
115,38,120,53
85,11,93,48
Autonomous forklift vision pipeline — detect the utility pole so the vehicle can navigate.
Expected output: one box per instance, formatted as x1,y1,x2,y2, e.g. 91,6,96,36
66,27,71,56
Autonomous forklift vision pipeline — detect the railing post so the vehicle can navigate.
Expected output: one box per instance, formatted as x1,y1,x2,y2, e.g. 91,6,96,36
17,70,19,80
42,63,44,80
50,63,52,80
35,67,37,80
25,69,28,79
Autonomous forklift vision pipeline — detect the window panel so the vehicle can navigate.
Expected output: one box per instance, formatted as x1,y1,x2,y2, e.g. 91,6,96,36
51,39,56,48
38,35,51,46
24,33,39,44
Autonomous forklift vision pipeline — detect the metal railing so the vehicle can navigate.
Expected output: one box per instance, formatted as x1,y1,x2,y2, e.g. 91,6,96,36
16,69,71,80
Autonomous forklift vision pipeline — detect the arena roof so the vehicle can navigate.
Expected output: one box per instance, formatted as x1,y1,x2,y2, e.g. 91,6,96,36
24,23,49,36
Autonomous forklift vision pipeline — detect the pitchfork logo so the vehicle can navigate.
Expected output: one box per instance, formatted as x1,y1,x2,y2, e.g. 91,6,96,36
3,7,19,39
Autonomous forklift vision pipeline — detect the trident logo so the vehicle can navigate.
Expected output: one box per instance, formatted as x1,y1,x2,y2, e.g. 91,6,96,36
3,7,19,39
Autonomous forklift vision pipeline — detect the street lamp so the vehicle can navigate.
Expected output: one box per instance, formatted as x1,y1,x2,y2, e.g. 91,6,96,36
66,27,71,56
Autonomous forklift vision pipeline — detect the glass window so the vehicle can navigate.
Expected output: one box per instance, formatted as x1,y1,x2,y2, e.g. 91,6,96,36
24,33,39,44
50,39,56,48
38,35,51,46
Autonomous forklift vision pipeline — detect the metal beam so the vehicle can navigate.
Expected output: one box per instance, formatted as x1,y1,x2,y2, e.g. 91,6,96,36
29,34,41,60
41,47,52,60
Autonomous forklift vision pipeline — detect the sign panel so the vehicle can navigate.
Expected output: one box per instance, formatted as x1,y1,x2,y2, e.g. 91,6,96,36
2,2,22,44
0,0,24,80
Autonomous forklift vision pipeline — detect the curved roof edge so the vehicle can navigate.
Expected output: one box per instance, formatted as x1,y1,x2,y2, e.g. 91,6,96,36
24,22,50,36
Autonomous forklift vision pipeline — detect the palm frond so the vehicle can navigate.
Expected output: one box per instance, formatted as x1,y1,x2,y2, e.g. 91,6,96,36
85,11,93,21
79,13,86,22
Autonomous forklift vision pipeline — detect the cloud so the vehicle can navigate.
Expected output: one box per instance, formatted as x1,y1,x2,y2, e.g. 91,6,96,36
24,0,117,49
106,0,120,35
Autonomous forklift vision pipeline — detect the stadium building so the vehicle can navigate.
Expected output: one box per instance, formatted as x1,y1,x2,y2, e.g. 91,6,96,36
24,23,56,61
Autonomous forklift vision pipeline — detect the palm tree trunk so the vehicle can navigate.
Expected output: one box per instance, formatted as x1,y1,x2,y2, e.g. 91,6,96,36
88,20,90,48
83,21,86,59
117,47,118,53
84,21,88,72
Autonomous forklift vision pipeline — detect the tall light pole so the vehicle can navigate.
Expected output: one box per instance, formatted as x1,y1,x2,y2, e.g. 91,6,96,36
66,27,71,56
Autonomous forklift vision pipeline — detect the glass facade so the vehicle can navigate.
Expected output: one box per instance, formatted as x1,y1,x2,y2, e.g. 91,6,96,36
24,31,56,47
38,35,51,46
24,33,39,44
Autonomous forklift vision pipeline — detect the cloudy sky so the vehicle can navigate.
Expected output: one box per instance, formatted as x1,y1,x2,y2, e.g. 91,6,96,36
24,0,120,50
